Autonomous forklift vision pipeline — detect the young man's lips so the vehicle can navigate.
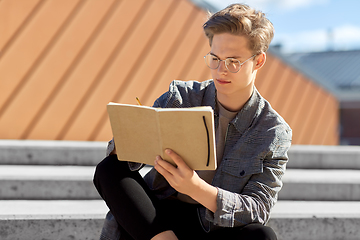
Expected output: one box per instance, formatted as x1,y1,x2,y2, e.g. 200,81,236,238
216,79,231,84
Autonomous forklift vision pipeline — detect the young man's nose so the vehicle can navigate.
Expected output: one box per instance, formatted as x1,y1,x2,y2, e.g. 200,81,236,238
218,60,228,73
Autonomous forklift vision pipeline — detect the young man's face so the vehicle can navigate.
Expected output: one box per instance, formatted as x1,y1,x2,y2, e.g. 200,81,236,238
210,33,259,102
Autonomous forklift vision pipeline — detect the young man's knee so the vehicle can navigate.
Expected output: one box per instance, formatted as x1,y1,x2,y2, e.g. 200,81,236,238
94,155,118,186
240,223,277,240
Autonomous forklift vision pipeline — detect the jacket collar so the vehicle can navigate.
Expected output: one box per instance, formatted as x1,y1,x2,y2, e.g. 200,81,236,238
231,87,262,134
203,81,262,135
202,81,217,112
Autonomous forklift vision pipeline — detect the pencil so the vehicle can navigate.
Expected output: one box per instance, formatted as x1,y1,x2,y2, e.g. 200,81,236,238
136,97,142,106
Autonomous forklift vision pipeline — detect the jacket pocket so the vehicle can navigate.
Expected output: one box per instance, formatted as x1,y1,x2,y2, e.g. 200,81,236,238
222,157,263,178
219,158,263,193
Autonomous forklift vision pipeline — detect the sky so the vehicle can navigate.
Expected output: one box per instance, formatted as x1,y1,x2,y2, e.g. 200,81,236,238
204,0,360,53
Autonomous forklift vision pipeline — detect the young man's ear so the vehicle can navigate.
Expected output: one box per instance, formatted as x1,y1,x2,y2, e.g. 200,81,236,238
254,52,266,70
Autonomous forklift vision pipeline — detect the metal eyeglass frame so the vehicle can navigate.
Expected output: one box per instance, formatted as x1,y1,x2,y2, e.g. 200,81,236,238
204,53,256,73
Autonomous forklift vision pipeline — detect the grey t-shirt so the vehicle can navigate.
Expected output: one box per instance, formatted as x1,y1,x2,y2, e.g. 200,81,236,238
177,99,238,203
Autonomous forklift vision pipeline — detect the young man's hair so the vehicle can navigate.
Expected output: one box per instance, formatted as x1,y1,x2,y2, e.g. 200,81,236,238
203,4,274,55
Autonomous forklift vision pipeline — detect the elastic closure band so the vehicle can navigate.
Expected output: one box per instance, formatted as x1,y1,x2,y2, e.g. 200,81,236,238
202,116,210,167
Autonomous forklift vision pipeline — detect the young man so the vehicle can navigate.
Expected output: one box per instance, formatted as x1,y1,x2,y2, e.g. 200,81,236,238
94,4,292,240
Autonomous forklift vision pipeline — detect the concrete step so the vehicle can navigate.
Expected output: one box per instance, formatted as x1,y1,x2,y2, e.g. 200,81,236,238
0,165,100,200
287,145,360,169
2,140,360,169
280,169,360,201
0,200,359,240
2,165,360,201
0,140,107,165
0,165,151,200
268,200,360,240
0,200,108,240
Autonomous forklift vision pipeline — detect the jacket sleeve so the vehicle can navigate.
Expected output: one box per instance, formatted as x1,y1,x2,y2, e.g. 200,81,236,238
105,138,144,171
206,127,292,227
104,82,173,171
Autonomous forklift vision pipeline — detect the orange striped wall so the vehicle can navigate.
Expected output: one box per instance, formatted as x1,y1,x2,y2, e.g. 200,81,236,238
256,54,339,145
0,0,338,144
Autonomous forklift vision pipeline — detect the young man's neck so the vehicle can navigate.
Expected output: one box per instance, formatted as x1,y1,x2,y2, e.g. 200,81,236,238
216,84,254,112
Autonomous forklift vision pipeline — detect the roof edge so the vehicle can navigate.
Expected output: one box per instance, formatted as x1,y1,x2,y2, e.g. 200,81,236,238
268,47,342,100
189,0,219,13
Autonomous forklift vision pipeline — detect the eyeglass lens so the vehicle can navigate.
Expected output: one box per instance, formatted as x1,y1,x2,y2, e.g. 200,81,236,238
204,54,241,73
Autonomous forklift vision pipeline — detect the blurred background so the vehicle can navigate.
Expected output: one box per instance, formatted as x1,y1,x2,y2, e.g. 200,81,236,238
1,2,360,239
207,0,360,53
0,0,359,145
205,0,360,145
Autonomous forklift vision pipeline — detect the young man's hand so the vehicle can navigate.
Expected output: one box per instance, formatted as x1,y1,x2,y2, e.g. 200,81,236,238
154,149,218,213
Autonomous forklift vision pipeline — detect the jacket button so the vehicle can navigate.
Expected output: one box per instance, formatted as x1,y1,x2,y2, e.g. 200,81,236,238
240,170,245,176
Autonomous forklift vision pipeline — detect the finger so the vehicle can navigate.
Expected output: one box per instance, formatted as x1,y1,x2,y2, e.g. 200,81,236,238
154,156,178,183
154,158,173,180
165,149,190,170
155,155,177,173
154,162,168,175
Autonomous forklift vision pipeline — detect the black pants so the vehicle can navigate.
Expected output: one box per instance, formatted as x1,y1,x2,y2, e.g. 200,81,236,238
93,155,277,240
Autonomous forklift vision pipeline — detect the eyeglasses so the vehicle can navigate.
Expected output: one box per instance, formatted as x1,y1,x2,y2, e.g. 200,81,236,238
204,53,256,73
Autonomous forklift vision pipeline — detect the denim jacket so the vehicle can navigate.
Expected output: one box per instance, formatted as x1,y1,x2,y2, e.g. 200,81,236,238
101,80,292,239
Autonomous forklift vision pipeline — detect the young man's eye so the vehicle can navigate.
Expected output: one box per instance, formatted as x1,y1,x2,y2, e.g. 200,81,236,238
228,59,238,64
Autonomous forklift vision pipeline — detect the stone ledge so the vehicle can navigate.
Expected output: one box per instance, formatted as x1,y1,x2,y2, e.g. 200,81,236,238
1,200,359,240
0,218,105,240
3,200,358,220
0,140,107,165
0,200,108,219
0,200,107,240
2,140,360,169
1,165,359,201
270,201,360,240
287,145,360,169
280,169,360,201
0,165,99,200
268,217,360,240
